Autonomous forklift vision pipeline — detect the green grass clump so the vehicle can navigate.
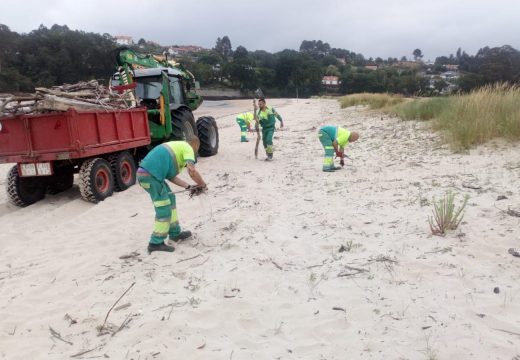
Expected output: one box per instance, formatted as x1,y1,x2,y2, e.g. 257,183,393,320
428,192,469,236
339,85,520,150
388,97,449,121
339,93,404,110
433,84,520,149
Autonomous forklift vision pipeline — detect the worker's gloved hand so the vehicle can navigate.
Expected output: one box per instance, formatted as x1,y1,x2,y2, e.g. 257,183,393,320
340,159,345,167
189,185,207,198
335,151,344,158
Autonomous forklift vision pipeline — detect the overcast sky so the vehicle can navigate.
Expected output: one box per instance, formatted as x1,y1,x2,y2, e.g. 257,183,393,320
1,0,519,61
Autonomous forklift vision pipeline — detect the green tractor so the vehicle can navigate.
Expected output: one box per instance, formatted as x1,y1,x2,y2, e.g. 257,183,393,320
112,48,218,157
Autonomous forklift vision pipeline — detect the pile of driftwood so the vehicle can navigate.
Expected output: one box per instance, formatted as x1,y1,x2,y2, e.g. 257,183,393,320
0,80,133,117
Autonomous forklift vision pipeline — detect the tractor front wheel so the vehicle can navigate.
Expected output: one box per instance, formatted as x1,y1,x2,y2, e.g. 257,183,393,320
171,108,198,141
79,158,114,203
196,116,219,157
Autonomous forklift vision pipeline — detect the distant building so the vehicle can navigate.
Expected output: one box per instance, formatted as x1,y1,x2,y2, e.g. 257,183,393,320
445,64,459,71
393,61,419,68
364,65,378,71
168,45,206,56
322,76,341,89
114,36,134,46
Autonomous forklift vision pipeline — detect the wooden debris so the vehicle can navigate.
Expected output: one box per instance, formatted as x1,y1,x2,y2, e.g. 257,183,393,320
338,265,369,277
119,252,140,260
114,302,132,311
492,328,520,337
508,248,520,257
70,347,98,358
271,259,283,270
49,326,73,346
1,80,132,117
63,313,77,326
507,208,520,217
176,254,203,263
99,282,136,334
462,183,482,190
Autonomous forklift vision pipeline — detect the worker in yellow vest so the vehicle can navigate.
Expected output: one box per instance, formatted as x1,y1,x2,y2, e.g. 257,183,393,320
254,98,283,160
318,125,359,171
236,112,254,142
137,139,207,253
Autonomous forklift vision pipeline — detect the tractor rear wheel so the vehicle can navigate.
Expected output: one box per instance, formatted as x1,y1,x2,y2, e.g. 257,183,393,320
79,158,114,203
6,165,45,207
109,151,136,192
196,116,219,157
171,108,198,141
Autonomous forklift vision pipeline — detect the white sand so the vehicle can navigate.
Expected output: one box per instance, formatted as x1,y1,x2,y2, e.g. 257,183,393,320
0,99,519,359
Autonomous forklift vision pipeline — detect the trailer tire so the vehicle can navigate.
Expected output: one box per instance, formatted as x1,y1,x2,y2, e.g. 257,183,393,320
196,116,219,157
171,108,198,141
109,151,136,192
79,158,114,203
47,166,74,194
6,165,45,207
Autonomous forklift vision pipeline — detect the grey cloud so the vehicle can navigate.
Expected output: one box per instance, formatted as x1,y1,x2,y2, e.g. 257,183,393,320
1,0,519,60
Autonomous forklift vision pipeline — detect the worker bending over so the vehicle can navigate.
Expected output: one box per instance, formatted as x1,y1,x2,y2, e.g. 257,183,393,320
236,112,254,142
137,139,207,253
318,125,359,172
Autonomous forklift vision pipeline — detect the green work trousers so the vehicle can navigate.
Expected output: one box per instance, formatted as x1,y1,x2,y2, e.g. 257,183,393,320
318,129,335,171
137,172,181,244
236,118,248,141
262,126,275,155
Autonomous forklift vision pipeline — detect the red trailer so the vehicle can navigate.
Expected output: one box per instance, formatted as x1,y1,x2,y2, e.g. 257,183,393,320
0,108,151,206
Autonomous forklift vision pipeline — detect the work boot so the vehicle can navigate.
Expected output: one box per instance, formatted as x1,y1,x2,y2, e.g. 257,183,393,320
170,230,192,242
322,165,341,172
265,153,273,161
241,138,249,142
148,242,175,253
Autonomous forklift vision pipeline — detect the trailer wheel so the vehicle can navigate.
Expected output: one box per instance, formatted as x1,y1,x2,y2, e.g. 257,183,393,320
196,116,219,157
109,151,136,192
6,165,45,207
79,158,114,203
171,108,198,141
47,166,74,194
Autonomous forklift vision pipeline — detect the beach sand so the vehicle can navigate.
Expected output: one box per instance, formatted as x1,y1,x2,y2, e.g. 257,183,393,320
0,98,519,359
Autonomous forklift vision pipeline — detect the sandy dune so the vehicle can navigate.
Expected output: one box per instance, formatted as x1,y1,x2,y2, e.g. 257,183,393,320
0,99,519,359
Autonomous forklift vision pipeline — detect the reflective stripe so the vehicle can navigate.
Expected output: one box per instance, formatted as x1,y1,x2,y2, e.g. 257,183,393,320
139,182,151,189
323,157,333,165
154,199,171,207
152,231,168,238
162,144,179,175
325,146,334,149
171,208,178,222
153,216,170,237
266,145,273,154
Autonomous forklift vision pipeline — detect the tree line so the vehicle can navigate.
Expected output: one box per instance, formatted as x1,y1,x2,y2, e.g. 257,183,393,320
1,24,519,97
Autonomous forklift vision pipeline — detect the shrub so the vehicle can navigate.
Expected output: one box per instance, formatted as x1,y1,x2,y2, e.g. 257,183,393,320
339,93,404,109
428,192,469,236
